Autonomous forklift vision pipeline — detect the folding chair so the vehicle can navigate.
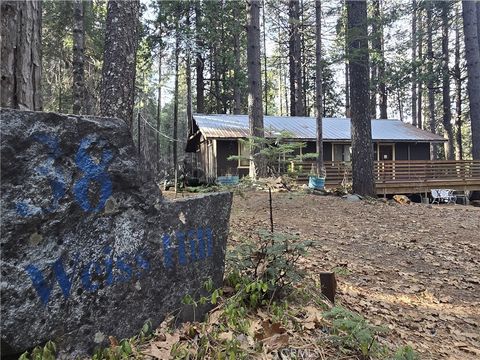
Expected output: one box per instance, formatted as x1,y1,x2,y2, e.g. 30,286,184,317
431,189,456,204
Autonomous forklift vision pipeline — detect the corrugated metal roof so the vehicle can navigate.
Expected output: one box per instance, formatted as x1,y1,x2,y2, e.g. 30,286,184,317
193,114,446,142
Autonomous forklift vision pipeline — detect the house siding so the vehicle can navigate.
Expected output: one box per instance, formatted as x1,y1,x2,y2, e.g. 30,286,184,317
211,140,431,177
395,143,409,160
409,143,430,160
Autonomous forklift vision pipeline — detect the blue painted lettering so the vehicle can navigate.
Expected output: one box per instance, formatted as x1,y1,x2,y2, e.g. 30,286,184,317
73,135,113,212
162,233,173,268
25,257,75,305
176,231,187,266
81,261,103,292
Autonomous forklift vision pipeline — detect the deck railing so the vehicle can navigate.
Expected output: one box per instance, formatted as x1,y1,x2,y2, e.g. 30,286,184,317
290,160,480,185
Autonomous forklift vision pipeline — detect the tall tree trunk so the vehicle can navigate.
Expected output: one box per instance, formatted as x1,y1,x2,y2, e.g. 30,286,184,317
411,0,417,127
370,0,380,119
157,51,162,169
288,0,304,116
426,2,438,159
100,0,140,126
173,20,180,192
441,2,455,160
347,0,375,197
289,1,296,116
315,0,324,177
246,0,265,178
370,63,377,119
344,2,350,118
262,0,268,115
345,61,350,117
462,1,480,161
213,48,222,113
1,0,42,111
454,4,463,160
195,1,205,113
301,0,308,116
72,0,85,114
373,0,387,119
417,7,424,129
233,2,242,114
186,7,193,134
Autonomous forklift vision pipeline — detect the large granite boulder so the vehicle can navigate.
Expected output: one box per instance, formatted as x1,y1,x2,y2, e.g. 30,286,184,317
0,108,232,356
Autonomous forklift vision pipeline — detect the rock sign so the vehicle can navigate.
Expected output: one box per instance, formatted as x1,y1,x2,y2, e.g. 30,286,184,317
0,109,232,357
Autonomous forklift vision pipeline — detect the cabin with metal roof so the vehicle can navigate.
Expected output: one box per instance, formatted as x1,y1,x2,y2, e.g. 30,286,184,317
186,114,446,181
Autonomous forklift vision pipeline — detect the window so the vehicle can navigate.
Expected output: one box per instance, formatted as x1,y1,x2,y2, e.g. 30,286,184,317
238,141,250,168
333,144,351,162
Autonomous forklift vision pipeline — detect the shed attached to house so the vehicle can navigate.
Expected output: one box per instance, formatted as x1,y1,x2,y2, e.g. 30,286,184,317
185,114,446,180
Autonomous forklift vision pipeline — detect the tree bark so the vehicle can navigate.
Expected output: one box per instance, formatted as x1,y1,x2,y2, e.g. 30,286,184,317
1,0,42,111
373,0,387,119
454,4,463,160
463,1,480,160
157,51,162,169
411,0,417,127
345,61,350,117
186,7,193,134
426,2,437,159
195,1,205,113
173,19,180,192
347,0,376,197
72,0,85,114
233,1,242,114
441,2,455,160
288,0,304,116
370,0,381,119
262,0,268,115
315,0,324,177
100,0,140,126
246,0,265,178
417,7,423,129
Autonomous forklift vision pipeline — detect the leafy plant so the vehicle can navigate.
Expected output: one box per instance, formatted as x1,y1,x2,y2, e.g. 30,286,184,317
19,341,56,360
392,345,419,360
227,230,313,294
324,307,387,358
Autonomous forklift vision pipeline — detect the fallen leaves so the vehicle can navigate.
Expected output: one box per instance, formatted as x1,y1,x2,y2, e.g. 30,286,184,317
254,320,289,350
142,333,180,359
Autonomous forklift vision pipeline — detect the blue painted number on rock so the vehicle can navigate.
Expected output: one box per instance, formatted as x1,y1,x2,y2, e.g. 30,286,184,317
16,133,67,216
73,135,113,212
16,133,113,216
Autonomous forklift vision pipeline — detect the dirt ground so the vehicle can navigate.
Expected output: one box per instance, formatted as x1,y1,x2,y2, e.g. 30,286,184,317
228,191,480,360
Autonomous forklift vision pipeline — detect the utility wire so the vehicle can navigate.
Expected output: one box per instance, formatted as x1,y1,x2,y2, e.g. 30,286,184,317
139,113,181,142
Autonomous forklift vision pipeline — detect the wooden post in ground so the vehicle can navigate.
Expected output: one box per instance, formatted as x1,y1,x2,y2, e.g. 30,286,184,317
320,272,337,304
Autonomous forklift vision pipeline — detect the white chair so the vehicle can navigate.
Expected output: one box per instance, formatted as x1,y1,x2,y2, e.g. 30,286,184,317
431,189,456,204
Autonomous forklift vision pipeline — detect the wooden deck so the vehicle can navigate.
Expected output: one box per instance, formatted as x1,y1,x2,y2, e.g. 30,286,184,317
291,160,480,195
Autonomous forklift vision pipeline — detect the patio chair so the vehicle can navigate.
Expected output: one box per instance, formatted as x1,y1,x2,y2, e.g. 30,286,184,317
431,189,456,204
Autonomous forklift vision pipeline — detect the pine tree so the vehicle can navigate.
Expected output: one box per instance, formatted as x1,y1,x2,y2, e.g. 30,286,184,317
440,1,454,160
246,0,266,178
462,1,480,160
346,0,375,197
100,0,140,125
315,0,324,177
1,1,42,110
411,0,418,127
72,0,85,114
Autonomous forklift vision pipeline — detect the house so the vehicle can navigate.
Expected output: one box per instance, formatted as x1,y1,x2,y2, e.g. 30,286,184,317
186,114,446,180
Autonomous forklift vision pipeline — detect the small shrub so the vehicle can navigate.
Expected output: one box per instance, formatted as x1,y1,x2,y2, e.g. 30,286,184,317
324,306,387,358
392,345,419,360
19,341,56,360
